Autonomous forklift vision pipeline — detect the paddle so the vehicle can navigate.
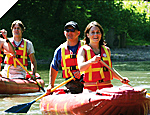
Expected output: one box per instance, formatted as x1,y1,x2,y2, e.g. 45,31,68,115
100,60,132,86
100,60,150,97
14,58,45,92
5,40,45,92
5,76,75,113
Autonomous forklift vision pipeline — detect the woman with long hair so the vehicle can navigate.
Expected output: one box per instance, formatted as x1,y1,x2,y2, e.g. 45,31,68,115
77,21,129,91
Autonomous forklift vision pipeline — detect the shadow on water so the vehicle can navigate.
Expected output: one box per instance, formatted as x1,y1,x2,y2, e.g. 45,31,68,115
1,61,150,114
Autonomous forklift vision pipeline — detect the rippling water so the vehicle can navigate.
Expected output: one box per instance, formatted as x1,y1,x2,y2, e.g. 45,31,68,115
0,61,150,115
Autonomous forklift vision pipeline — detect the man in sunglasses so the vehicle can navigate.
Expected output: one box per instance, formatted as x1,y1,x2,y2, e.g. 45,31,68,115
47,21,85,94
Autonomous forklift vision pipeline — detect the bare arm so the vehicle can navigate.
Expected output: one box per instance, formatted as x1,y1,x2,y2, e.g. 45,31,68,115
28,53,37,76
49,67,58,89
3,41,15,55
0,29,15,55
0,39,4,51
77,47,101,72
77,47,90,72
46,66,58,94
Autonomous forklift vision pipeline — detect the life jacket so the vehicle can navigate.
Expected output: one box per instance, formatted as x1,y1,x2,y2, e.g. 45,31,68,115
61,40,84,78
0,50,3,63
4,39,28,66
83,45,113,82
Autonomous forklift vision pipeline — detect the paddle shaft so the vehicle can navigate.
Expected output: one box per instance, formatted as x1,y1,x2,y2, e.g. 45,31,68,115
4,76,75,113
5,40,45,92
100,60,131,86
34,76,75,101
14,58,45,92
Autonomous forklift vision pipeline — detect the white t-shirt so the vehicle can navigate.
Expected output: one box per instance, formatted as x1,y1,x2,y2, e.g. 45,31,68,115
11,38,35,55
1,38,35,79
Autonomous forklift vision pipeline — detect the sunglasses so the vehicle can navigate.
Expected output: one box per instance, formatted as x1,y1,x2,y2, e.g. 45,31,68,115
65,29,75,32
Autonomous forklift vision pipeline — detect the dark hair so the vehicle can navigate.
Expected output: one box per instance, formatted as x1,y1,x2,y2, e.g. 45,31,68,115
11,20,25,32
83,21,105,46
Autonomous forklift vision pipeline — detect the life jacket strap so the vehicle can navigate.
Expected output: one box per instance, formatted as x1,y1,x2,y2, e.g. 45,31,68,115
7,64,12,78
70,66,78,70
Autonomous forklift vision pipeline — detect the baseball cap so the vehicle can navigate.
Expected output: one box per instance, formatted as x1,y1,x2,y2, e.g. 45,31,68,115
64,21,80,31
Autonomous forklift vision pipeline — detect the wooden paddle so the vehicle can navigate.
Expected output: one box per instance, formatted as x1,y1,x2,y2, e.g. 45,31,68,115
5,76,75,113
99,60,132,86
14,58,45,92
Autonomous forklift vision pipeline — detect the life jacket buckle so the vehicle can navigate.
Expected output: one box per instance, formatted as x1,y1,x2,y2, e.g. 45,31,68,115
70,54,76,58
16,55,21,58
103,67,108,71
97,79,104,83
70,66,76,70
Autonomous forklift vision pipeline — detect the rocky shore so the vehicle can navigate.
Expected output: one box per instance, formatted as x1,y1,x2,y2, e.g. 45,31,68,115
111,45,150,62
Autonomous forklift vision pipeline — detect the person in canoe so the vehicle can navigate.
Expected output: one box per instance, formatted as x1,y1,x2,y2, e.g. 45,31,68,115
0,29,15,70
47,21,85,94
77,21,130,91
1,20,37,80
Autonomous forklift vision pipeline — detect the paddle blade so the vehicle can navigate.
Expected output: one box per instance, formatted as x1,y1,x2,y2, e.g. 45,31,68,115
5,101,35,113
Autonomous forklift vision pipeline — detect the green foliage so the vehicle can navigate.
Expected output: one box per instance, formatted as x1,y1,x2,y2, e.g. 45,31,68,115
0,0,150,60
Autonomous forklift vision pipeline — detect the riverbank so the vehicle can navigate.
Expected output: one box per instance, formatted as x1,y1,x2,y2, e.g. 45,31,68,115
111,45,150,62
36,45,150,64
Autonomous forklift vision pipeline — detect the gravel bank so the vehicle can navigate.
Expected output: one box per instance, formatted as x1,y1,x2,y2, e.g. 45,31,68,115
37,45,150,64
111,46,150,62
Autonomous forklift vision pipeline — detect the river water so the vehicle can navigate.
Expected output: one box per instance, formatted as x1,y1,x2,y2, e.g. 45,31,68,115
0,62,150,115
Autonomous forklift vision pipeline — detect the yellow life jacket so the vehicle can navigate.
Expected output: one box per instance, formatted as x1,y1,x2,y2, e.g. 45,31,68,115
4,39,28,66
61,40,84,78
83,45,113,82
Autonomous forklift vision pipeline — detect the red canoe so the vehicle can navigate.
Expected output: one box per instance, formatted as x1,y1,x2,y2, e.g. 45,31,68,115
40,86,150,115
0,72,45,94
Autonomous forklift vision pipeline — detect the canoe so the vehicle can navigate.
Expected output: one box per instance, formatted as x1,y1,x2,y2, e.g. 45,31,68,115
0,72,45,94
40,85,150,115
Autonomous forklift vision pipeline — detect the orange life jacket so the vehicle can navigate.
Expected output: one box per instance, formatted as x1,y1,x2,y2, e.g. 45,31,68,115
61,40,84,78
83,45,113,82
4,39,28,66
